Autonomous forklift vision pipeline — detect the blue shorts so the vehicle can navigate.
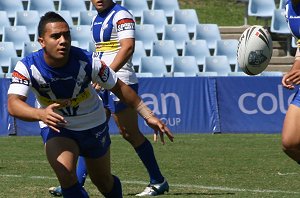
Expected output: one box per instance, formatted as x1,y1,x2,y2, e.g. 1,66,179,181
291,89,300,107
99,83,138,113
40,124,111,158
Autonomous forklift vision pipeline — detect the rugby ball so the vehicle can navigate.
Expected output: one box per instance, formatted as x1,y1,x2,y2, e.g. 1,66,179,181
237,25,273,75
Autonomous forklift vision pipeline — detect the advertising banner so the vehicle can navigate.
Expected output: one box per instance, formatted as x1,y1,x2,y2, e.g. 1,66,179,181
1,76,295,135
217,77,296,133
0,79,13,136
135,77,220,134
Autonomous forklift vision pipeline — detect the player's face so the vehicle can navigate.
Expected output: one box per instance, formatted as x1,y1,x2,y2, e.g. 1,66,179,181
91,0,114,12
38,22,71,67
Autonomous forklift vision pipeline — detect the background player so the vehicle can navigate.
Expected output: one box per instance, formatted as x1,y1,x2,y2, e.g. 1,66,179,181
91,1,171,194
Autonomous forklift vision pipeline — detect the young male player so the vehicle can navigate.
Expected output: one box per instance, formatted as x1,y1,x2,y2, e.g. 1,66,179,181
7,11,174,198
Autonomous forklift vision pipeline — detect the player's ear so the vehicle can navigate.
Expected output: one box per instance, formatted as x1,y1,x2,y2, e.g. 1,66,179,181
38,37,45,48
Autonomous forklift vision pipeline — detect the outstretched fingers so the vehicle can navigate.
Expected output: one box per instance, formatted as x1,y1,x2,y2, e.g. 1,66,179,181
149,117,174,144
154,120,174,144
158,121,174,143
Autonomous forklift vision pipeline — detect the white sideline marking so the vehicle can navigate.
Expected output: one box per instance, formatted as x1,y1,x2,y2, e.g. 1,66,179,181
277,171,298,176
1,174,300,194
122,181,300,194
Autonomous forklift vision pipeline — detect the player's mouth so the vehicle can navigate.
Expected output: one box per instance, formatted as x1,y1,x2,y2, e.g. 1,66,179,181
95,1,103,6
58,48,68,54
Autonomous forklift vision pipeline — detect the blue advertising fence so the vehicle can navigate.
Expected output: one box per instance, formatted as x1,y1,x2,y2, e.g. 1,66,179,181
0,76,296,136
0,79,14,135
217,77,294,133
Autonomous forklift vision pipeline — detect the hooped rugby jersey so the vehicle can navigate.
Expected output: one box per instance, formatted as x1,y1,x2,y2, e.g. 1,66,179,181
286,0,300,45
91,3,138,84
7,46,118,131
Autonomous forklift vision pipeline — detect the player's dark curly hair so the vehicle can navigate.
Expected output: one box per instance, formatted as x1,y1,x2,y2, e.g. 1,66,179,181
38,11,68,37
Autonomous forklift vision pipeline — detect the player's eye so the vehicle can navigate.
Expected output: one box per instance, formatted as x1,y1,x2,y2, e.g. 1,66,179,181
51,33,61,39
63,31,71,39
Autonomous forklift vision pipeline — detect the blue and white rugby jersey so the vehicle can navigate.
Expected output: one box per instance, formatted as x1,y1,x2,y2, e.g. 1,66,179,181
91,3,138,85
286,0,300,46
8,46,118,131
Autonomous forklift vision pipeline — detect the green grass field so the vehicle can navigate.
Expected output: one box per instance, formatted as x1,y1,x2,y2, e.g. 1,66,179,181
1,134,300,197
179,0,270,26
0,1,291,197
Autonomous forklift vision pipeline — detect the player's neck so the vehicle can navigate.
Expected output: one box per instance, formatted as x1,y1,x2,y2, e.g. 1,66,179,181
98,1,115,13
43,54,69,68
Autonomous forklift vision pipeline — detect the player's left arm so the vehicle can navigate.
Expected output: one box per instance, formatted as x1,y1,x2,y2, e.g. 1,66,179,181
109,38,135,72
109,10,135,72
92,59,174,143
110,79,174,144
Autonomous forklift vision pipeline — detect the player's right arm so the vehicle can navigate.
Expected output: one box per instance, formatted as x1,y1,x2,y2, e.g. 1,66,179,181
8,95,66,132
282,48,300,89
7,63,66,132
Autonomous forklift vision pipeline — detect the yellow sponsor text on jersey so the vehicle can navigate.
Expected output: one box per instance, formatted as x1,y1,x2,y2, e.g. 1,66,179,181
37,88,91,108
95,40,120,52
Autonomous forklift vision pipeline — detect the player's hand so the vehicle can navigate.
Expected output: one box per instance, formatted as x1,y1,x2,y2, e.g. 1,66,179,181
282,70,300,89
146,116,174,145
40,103,67,132
92,82,102,92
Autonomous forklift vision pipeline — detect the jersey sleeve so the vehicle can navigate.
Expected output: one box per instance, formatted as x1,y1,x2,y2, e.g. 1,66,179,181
7,61,31,97
91,58,118,90
113,10,135,40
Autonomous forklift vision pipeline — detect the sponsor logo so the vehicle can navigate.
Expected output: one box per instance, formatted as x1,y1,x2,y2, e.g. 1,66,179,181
141,92,182,127
98,61,109,82
238,85,294,115
95,40,119,52
93,21,103,25
38,88,91,108
248,50,267,66
289,16,300,19
11,71,29,86
116,18,135,32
